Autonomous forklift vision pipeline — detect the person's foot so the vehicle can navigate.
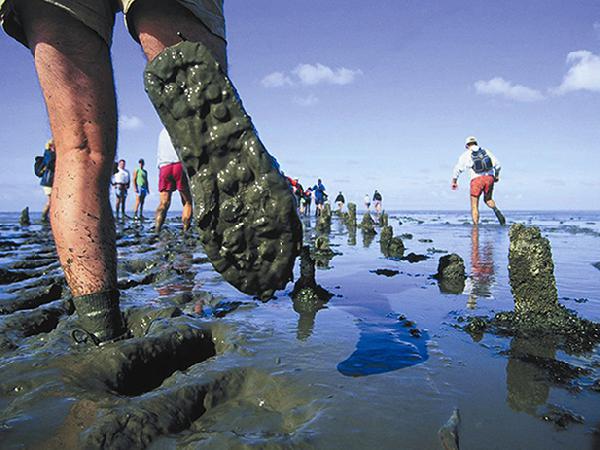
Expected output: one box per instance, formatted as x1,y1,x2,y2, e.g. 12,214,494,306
144,41,302,299
493,207,506,226
71,290,128,345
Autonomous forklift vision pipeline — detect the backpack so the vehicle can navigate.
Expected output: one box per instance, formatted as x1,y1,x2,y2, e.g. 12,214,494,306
34,156,46,177
471,148,494,173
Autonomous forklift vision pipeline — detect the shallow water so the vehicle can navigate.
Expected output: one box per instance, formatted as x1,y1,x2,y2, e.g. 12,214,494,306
0,210,599,449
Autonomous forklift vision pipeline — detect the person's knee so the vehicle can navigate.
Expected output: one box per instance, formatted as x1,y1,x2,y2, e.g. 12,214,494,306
18,0,107,54
130,0,227,66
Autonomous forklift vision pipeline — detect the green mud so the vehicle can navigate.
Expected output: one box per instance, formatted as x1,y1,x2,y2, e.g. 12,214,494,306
462,224,600,354
434,253,466,294
360,212,377,235
19,207,30,226
144,41,302,298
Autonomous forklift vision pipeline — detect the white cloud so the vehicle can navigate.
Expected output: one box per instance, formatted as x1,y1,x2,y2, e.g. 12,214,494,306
553,50,600,94
474,77,545,102
261,63,362,88
292,94,319,107
119,115,143,130
261,71,293,88
293,63,362,86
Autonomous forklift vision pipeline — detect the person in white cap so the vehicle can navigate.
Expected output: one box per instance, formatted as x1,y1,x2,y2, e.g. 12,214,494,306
451,136,505,226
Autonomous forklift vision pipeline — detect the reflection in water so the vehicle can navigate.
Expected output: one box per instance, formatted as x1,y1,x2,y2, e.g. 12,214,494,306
467,226,496,309
348,226,357,246
336,293,429,377
293,300,326,341
362,230,375,248
506,335,557,415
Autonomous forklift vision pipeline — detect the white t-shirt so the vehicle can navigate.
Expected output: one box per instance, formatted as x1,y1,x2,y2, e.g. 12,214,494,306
452,147,501,180
157,128,180,168
112,168,130,185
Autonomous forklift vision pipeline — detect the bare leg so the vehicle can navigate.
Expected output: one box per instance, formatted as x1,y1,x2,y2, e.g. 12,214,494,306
134,194,141,217
485,191,505,225
139,196,145,218
120,195,126,217
179,188,193,232
115,196,121,219
129,0,227,68
41,194,51,221
470,196,480,225
155,191,172,231
19,1,117,297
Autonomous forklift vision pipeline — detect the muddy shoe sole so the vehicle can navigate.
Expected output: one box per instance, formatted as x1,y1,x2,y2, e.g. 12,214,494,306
144,41,302,299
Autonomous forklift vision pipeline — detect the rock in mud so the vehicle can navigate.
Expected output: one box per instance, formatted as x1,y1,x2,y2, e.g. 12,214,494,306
384,237,405,259
360,213,377,235
317,203,332,232
461,224,600,355
379,225,393,255
379,212,388,227
292,246,332,303
402,253,429,263
438,408,460,450
435,253,466,294
346,202,357,229
508,224,560,316
20,207,31,226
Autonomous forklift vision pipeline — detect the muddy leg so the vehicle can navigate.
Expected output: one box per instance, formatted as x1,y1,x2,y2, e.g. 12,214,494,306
179,189,193,233
155,191,172,232
18,0,125,342
19,0,117,297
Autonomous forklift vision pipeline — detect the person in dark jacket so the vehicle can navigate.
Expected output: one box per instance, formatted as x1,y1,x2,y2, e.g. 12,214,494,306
335,191,345,212
372,190,382,213
40,139,56,222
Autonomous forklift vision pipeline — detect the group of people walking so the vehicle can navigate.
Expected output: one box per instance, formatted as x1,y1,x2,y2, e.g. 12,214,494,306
36,128,193,232
286,175,385,218
109,129,193,231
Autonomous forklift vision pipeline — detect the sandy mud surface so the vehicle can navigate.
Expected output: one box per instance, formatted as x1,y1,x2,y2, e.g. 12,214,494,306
0,210,599,449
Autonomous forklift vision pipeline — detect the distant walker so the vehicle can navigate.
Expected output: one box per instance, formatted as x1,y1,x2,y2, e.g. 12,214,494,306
451,136,505,226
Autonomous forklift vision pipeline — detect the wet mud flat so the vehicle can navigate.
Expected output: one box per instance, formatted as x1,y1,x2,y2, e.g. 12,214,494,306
0,210,599,449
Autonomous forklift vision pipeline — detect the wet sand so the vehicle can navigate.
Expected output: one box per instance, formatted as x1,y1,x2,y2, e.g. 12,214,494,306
0,210,599,449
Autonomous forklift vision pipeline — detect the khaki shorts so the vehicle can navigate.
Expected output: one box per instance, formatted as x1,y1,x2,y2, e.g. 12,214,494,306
0,0,225,48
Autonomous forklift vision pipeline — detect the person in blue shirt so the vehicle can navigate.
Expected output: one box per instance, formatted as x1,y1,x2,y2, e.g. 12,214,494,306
313,179,327,216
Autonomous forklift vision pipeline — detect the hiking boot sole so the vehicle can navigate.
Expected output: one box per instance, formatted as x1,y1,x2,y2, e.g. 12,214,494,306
144,41,302,298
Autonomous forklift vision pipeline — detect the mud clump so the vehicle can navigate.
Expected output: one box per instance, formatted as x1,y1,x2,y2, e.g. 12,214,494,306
509,224,560,317
434,253,466,294
462,224,600,354
292,246,332,303
379,224,404,259
19,207,31,226
311,236,337,268
317,203,332,232
144,41,302,299
379,212,388,227
346,202,357,229
402,253,429,263
360,213,377,235
438,408,460,450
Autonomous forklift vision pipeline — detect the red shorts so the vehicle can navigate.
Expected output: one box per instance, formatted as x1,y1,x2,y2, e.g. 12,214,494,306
159,162,188,192
470,175,495,198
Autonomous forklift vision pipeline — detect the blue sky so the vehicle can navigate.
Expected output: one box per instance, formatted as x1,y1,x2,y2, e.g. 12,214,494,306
0,0,599,212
